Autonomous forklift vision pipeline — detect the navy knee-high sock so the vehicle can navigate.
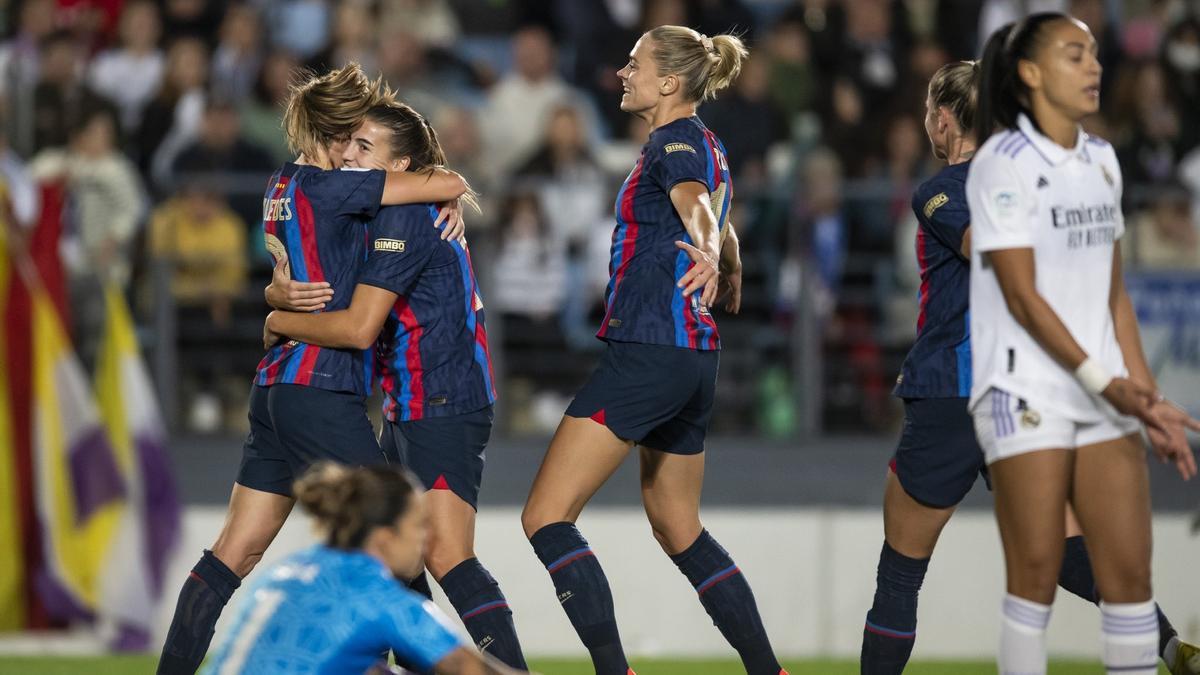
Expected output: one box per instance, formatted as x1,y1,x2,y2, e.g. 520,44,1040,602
157,550,241,675
440,558,527,669
670,530,783,675
860,542,929,675
1058,535,1177,657
530,522,630,675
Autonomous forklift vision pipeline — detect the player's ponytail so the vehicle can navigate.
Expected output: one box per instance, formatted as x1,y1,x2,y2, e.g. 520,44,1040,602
283,62,393,161
648,25,748,102
974,12,1070,144
929,60,980,140
295,463,419,550
365,102,479,211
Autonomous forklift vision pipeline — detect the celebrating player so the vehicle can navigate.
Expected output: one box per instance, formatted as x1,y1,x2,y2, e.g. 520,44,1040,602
859,59,1200,675
518,26,782,675
157,63,470,674
969,14,1199,675
201,463,527,675
264,101,527,669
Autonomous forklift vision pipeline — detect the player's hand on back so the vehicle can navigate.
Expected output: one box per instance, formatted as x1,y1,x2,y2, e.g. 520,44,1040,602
675,240,720,309
265,253,334,311
435,199,465,242
1146,398,1200,480
263,311,286,349
717,228,742,314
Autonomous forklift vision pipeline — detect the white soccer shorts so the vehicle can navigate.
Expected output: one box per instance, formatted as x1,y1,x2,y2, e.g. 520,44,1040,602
972,387,1142,464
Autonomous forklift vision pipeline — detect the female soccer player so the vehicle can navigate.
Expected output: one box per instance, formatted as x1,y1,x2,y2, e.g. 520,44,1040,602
157,64,470,674
201,463,528,675
969,14,1199,675
860,59,1200,675
263,101,527,669
518,26,780,675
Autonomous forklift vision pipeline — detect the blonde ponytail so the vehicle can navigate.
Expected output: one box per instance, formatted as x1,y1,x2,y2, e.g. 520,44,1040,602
647,25,748,102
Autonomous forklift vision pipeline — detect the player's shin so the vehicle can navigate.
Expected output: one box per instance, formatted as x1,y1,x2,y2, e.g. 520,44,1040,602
670,529,784,675
860,542,929,675
157,550,241,675
440,558,527,669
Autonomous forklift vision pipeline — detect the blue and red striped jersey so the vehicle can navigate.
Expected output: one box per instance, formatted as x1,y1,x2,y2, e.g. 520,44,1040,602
255,164,386,395
894,161,972,398
596,116,731,351
357,204,496,422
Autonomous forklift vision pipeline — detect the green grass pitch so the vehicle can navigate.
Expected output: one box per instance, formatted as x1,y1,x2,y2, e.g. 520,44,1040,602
0,656,1173,674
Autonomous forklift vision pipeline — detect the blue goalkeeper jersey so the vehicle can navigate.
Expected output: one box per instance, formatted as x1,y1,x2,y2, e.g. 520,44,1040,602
202,545,463,675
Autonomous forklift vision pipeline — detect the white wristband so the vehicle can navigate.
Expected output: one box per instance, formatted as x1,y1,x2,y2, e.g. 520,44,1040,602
1074,358,1113,395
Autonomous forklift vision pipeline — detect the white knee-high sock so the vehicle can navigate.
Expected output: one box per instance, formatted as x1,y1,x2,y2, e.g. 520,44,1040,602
999,593,1051,675
1100,600,1159,675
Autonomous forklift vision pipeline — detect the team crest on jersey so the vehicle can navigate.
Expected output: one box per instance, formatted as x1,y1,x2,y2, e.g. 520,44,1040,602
374,238,406,252
1017,399,1041,428
1100,165,1114,187
664,142,697,154
923,192,949,218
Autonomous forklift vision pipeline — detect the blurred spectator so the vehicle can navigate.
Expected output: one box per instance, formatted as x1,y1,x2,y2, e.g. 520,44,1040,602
1116,60,1183,185
933,0,982,61
0,0,57,155
552,0,638,135
32,30,112,155
380,0,461,48
171,99,275,225
308,0,378,74
516,104,606,244
1121,0,1174,59
265,0,331,60
211,3,263,104
159,0,224,45
30,107,144,362
703,52,784,188
239,50,298,164
0,108,41,229
780,147,846,320
862,112,930,249
490,191,568,320
376,32,463,115
1161,15,1200,152
433,104,496,225
693,0,758,39
87,0,165,133
764,15,817,133
977,0,1065,53
136,37,209,186
148,182,247,325
480,25,572,179
1124,184,1200,269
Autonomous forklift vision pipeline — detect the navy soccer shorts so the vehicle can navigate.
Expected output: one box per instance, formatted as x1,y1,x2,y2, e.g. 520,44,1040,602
890,397,991,509
379,405,493,510
566,340,719,455
237,384,392,497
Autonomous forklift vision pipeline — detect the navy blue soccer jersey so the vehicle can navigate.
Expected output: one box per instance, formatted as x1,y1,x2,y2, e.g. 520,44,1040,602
596,116,732,351
357,204,496,422
894,161,972,399
255,164,385,396
202,545,463,675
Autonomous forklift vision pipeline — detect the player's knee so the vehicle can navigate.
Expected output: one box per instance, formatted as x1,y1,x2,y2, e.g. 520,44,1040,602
210,542,265,578
647,518,701,556
1099,561,1152,602
1009,553,1063,600
424,541,472,580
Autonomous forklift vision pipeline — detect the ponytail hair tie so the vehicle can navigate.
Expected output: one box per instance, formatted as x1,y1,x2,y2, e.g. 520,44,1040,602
701,35,715,53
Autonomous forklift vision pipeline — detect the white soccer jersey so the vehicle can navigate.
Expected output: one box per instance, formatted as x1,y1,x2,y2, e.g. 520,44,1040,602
966,113,1127,422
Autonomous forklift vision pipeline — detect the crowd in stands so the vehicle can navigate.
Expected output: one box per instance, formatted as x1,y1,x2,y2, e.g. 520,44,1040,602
1,0,1198,434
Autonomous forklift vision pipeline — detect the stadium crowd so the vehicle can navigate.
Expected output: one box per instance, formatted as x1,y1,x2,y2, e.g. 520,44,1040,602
1,0,1198,434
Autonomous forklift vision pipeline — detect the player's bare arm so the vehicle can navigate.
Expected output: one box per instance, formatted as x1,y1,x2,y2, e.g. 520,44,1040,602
987,247,1162,428
670,180,720,307
265,283,397,350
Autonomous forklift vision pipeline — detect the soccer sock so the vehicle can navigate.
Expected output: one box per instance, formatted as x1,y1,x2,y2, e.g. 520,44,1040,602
439,558,527,669
999,593,1051,675
530,522,629,675
1058,536,1178,660
1057,536,1100,602
670,530,782,675
407,570,433,600
1100,600,1159,675
860,541,929,675
157,550,241,675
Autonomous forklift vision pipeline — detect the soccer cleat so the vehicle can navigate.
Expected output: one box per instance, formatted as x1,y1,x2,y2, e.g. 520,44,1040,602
1170,639,1200,675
